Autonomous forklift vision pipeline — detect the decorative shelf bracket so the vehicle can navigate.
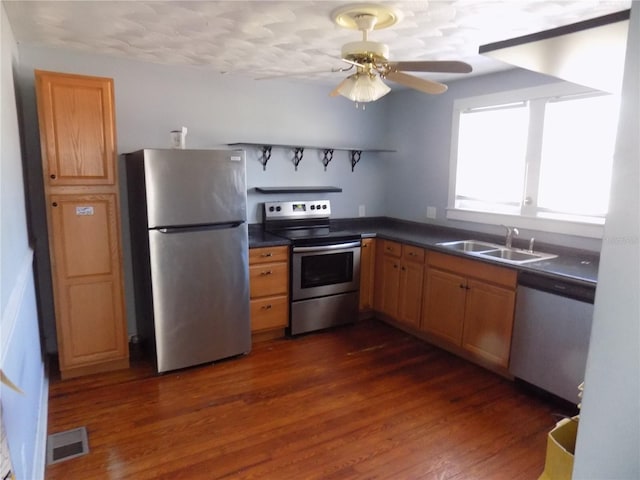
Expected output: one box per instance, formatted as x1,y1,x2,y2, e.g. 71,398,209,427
322,149,334,171
350,150,362,172
293,147,304,171
260,145,272,171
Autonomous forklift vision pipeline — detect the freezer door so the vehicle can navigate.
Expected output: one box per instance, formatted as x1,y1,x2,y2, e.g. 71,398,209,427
142,149,246,228
148,223,250,372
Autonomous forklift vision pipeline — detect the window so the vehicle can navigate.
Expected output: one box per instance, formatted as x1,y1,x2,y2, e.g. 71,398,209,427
448,83,620,237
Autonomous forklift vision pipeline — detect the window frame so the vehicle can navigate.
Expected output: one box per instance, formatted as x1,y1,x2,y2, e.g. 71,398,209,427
447,82,615,239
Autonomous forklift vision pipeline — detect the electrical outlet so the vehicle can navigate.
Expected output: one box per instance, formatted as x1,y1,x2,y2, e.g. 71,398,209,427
358,205,366,217
427,206,437,219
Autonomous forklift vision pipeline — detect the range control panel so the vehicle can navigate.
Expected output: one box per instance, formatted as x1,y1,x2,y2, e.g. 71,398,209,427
264,200,331,220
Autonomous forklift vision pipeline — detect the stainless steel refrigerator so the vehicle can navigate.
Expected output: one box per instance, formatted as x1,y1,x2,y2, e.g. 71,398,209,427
124,149,250,373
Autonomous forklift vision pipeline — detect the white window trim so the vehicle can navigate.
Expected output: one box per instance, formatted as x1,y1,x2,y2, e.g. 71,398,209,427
447,81,608,239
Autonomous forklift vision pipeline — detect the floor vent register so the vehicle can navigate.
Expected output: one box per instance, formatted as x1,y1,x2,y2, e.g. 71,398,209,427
46,426,90,465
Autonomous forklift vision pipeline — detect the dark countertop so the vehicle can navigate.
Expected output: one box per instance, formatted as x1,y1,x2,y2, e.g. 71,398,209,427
248,225,290,248
249,217,599,287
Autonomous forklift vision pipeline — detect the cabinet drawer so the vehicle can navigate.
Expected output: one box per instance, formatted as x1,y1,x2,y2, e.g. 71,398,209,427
250,262,288,297
251,295,288,331
403,245,425,263
428,251,516,289
249,246,289,264
382,240,402,257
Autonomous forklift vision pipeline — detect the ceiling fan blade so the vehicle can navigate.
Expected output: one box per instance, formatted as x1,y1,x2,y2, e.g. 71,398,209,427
330,77,352,97
385,71,448,94
387,60,472,74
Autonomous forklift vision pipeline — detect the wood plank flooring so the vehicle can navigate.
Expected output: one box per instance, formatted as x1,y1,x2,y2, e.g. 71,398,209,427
47,320,575,479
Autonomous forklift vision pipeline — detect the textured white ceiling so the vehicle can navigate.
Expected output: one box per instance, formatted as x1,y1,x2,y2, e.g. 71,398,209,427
3,0,632,86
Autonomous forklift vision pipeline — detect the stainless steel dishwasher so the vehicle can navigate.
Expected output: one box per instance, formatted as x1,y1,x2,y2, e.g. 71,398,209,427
510,271,595,404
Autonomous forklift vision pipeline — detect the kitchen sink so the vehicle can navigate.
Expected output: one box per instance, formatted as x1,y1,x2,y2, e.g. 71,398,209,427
478,248,555,263
435,240,500,253
436,240,558,265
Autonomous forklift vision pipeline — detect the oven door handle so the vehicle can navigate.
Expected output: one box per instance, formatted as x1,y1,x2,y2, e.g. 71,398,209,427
293,241,361,253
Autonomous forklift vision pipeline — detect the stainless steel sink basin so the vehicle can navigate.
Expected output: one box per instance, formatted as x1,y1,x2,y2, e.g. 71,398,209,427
435,240,499,253
436,239,558,265
478,248,555,263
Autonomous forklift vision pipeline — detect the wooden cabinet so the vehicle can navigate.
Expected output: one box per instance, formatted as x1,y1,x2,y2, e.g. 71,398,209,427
36,71,117,186
422,252,517,369
397,245,425,327
35,70,128,378
374,240,425,328
249,246,289,334
359,238,376,312
48,193,128,371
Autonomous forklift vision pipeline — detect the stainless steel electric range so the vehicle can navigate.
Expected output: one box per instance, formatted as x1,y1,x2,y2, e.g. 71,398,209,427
263,200,361,335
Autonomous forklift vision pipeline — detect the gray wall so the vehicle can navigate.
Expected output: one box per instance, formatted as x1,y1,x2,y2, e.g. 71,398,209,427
573,3,639,478
0,4,47,479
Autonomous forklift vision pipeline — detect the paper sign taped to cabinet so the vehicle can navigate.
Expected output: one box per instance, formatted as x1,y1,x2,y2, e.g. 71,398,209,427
75,206,94,216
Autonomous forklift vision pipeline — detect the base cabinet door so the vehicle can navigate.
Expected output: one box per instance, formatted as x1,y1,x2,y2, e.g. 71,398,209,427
359,238,376,311
379,254,401,317
462,279,516,368
49,193,128,374
422,268,466,344
374,241,425,327
421,252,517,371
397,255,424,328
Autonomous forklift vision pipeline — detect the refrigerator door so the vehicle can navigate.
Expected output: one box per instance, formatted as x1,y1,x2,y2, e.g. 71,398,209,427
142,149,246,228
148,223,250,372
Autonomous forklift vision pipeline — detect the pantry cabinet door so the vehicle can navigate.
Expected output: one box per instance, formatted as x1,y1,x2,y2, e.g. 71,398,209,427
36,70,117,186
48,193,128,374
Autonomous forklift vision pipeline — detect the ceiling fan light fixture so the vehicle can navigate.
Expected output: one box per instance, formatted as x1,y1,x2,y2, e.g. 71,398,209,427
337,72,390,103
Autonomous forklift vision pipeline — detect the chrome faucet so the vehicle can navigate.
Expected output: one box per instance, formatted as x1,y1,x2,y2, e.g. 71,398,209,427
503,225,519,248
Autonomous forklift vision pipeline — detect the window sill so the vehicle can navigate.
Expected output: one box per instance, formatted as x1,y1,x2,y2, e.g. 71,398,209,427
446,208,605,238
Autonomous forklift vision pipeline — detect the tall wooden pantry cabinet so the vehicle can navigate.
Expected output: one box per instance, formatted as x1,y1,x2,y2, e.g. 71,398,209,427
35,70,129,379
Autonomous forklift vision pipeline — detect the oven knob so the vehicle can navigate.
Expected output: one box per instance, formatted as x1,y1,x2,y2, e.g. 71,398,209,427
316,204,322,209
310,205,315,210
269,206,275,212
276,206,281,212
322,205,327,209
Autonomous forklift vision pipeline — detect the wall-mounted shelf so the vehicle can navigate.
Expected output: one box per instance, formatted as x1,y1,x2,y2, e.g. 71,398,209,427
228,142,394,172
254,186,342,194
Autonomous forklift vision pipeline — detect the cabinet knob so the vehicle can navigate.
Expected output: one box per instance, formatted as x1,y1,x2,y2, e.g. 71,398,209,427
261,252,273,257
401,266,406,271
260,270,273,276
50,174,56,179
52,202,58,207
261,304,272,310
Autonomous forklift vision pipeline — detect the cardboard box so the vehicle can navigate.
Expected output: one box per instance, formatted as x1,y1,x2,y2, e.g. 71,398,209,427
538,416,579,480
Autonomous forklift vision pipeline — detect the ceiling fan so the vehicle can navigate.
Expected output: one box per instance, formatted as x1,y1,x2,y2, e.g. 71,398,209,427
328,3,473,104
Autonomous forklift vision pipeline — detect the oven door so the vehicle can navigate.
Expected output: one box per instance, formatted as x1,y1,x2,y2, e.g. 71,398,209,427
292,241,361,301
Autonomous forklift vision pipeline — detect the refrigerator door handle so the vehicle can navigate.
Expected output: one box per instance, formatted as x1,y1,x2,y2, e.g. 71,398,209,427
157,221,244,234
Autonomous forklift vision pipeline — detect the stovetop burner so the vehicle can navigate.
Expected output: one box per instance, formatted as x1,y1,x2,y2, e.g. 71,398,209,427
263,200,361,246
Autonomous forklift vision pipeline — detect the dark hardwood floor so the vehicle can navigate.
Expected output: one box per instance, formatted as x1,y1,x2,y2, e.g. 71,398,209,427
47,320,574,479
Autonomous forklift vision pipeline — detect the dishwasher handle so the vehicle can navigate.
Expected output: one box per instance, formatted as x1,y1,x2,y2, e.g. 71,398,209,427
518,271,595,304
